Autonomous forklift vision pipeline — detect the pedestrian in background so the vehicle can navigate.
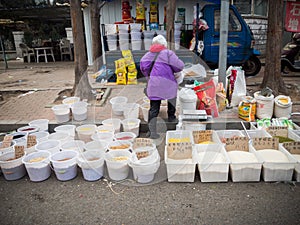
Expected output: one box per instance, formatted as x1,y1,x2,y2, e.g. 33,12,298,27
140,35,184,139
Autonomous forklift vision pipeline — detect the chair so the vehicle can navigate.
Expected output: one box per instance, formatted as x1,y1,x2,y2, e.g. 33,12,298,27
19,43,36,63
59,38,73,61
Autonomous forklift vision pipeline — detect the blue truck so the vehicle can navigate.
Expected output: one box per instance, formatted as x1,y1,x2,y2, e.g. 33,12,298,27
199,4,261,76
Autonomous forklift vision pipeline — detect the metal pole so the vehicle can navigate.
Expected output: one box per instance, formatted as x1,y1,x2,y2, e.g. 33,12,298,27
218,0,230,87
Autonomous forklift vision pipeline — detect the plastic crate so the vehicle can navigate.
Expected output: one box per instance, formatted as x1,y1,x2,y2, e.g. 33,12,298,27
254,146,297,182
193,130,222,145
194,144,230,182
166,130,194,145
228,145,263,182
164,147,196,182
242,129,272,138
216,130,245,144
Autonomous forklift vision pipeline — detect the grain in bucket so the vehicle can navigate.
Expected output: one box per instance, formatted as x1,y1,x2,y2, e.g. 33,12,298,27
274,95,292,119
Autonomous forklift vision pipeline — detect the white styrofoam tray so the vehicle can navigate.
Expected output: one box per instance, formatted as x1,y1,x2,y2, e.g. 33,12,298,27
228,145,263,182
194,144,230,182
253,145,297,182
164,147,196,182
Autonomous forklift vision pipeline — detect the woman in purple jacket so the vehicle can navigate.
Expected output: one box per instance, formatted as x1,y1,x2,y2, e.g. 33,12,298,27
140,35,184,139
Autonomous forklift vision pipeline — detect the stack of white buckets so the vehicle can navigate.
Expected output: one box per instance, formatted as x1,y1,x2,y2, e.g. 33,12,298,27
174,22,182,50
130,23,142,50
105,24,118,51
118,23,130,51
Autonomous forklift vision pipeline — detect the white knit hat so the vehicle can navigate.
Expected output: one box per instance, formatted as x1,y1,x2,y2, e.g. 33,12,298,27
152,34,167,47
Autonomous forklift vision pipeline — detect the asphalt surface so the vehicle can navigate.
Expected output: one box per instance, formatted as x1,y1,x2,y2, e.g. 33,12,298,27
0,60,300,225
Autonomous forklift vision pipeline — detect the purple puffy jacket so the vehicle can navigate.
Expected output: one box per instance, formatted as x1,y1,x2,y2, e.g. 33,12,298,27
140,44,184,100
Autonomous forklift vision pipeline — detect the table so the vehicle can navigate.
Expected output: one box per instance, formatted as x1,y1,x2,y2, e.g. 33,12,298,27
35,47,55,63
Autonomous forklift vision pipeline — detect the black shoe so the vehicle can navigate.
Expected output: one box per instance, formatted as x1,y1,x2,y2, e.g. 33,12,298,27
150,133,160,139
168,117,178,123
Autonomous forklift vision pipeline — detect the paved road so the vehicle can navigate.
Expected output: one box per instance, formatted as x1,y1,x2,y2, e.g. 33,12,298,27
0,60,300,225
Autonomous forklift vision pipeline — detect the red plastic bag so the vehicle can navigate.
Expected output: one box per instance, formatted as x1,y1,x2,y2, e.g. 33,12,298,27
193,79,219,117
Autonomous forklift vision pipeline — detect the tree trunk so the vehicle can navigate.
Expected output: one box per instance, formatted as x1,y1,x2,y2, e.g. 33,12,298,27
70,0,88,95
90,0,106,72
261,0,287,95
166,0,176,50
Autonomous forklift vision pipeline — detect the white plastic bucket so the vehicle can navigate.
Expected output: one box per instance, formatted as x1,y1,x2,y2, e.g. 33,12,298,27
114,132,137,143
131,32,142,40
77,150,104,181
110,96,128,116
130,23,142,31
118,33,129,40
0,151,26,180
129,152,160,183
131,40,142,50
35,139,60,155
48,132,72,146
119,39,130,50
61,140,85,153
107,40,117,51
121,118,141,137
107,140,132,152
91,132,114,143
17,125,39,134
62,96,80,108
143,31,155,39
105,150,132,181
0,140,16,155
102,118,121,133
51,104,70,123
50,150,78,181
254,91,274,119
32,131,49,143
22,151,51,182
76,124,97,143
84,140,108,153
144,39,152,50
29,119,49,131
10,132,27,144
118,23,129,31
140,102,150,122
96,125,115,134
54,125,76,137
179,88,197,114
123,103,140,119
274,95,292,119
71,101,88,121
105,24,117,35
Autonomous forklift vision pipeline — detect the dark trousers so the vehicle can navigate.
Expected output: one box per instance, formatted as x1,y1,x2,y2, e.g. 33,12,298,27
148,97,176,134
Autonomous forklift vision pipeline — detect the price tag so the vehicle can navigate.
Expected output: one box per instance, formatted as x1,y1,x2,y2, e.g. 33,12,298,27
167,142,192,160
225,137,249,152
193,130,213,144
27,135,37,148
0,135,13,149
266,126,288,137
133,138,153,149
282,142,300,154
136,151,150,160
14,145,25,159
252,137,279,150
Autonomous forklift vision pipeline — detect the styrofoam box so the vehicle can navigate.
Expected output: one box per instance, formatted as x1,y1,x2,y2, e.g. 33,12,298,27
165,130,194,145
229,145,263,182
164,147,196,182
194,130,222,145
194,144,230,182
254,145,297,182
242,129,272,138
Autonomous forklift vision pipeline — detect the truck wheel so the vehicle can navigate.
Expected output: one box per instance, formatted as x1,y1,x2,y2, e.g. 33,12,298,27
243,56,261,76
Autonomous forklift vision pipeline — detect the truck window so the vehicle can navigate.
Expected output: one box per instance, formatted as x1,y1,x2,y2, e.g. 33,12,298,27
214,9,242,32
